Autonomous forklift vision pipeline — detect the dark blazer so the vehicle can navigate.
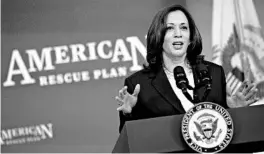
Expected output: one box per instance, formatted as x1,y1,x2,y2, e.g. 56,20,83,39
119,61,228,133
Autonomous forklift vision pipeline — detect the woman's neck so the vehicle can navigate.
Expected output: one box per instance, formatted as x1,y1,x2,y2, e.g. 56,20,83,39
162,54,190,73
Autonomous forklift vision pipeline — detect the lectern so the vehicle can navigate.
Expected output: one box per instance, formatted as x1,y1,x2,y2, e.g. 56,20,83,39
112,105,264,153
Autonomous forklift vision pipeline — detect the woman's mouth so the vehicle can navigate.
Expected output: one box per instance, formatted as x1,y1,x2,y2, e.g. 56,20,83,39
172,41,184,50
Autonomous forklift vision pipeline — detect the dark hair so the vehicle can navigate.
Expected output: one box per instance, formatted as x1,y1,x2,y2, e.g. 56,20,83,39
145,4,203,72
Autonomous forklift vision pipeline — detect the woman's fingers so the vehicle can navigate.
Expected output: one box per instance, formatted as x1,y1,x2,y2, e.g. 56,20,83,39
123,86,128,95
118,86,128,99
117,104,132,113
117,105,124,111
117,86,130,107
246,96,259,106
237,80,248,92
116,85,139,113
115,96,123,106
242,82,255,96
118,90,123,99
244,88,258,100
132,84,140,97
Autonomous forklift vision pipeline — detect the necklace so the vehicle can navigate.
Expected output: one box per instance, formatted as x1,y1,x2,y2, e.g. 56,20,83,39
163,65,174,75
163,68,175,80
163,64,192,75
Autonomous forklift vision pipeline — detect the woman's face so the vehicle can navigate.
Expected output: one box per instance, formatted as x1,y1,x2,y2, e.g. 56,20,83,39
162,10,190,59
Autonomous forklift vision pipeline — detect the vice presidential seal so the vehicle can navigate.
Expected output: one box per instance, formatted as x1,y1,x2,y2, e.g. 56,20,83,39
181,102,234,153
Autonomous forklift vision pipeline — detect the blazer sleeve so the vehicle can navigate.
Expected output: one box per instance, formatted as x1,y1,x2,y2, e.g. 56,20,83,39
220,66,228,109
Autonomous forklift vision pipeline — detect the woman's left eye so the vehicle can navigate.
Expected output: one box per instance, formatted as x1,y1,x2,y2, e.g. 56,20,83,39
181,26,188,30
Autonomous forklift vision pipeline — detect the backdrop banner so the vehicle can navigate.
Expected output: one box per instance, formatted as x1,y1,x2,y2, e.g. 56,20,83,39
1,0,185,152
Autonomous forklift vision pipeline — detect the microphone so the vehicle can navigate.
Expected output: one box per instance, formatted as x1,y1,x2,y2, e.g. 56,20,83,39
196,64,211,86
173,66,193,103
196,63,212,101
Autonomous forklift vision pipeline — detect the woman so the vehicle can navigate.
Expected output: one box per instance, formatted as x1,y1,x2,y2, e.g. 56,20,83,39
115,4,258,133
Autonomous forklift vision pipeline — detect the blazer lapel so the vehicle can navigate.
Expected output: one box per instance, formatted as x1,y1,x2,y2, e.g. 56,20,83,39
151,68,185,114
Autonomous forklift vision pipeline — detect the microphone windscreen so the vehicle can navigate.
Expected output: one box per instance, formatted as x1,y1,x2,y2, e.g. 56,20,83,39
196,63,212,89
173,66,188,89
174,66,184,75
196,63,207,72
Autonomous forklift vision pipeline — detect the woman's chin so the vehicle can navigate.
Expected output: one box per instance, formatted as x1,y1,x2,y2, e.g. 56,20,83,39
172,51,187,58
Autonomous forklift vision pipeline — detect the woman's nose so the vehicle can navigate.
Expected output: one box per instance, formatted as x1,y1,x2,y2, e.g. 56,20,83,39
174,28,182,38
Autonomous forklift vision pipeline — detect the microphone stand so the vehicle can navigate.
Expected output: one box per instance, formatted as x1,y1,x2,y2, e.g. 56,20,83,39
201,84,212,102
181,87,194,103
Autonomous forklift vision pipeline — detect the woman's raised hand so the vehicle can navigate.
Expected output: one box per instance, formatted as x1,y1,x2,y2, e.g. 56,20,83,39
116,84,140,114
227,80,259,108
